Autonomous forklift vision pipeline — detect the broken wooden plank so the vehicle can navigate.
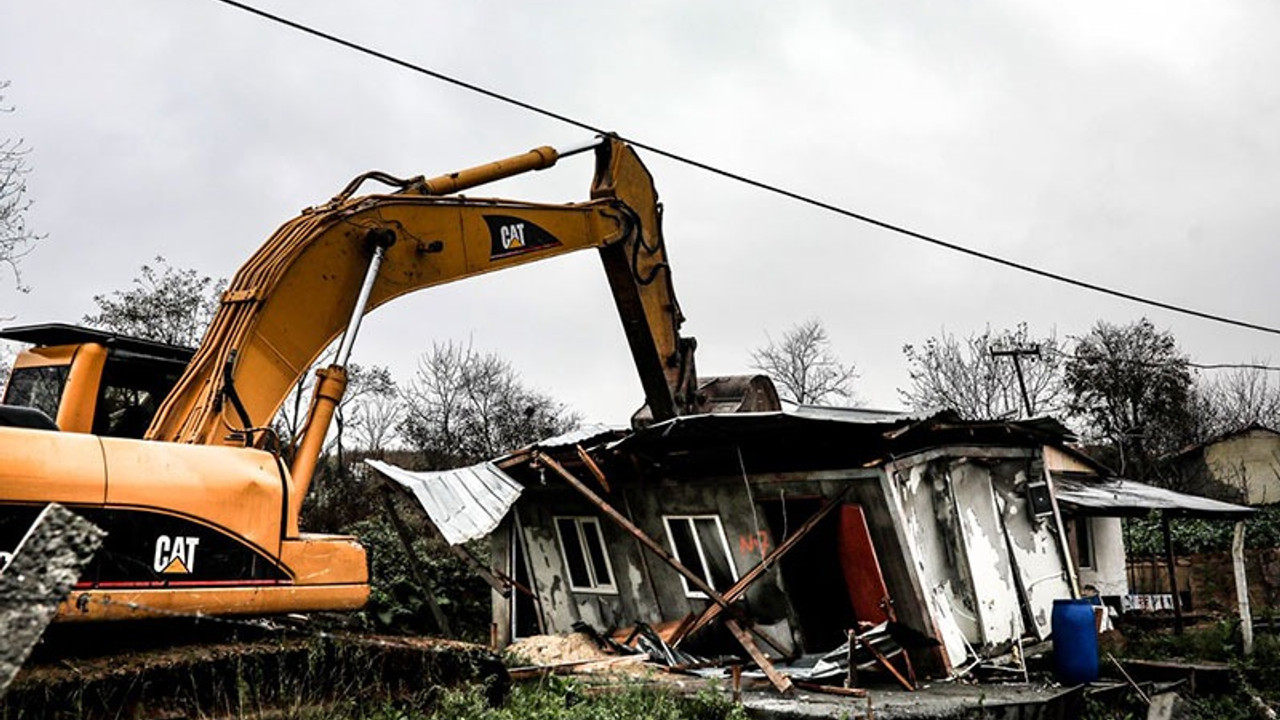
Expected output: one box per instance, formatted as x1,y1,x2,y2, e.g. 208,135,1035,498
795,681,867,698
508,656,645,680
447,540,522,597
575,445,612,493
675,489,848,645
860,634,914,691
726,618,794,696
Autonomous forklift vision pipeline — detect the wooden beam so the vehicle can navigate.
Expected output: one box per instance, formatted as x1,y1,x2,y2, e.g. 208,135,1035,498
726,618,794,696
575,445,612,493
674,488,849,644
535,450,794,694
860,635,914,691
448,540,531,598
380,488,453,638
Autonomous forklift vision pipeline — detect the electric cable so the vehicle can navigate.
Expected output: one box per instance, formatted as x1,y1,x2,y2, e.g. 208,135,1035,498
1035,345,1280,373
209,0,1280,338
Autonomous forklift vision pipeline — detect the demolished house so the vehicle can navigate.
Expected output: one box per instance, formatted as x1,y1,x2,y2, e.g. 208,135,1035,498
371,404,1253,684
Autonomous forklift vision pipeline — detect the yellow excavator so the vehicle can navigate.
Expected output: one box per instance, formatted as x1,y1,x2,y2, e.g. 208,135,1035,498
0,136,779,622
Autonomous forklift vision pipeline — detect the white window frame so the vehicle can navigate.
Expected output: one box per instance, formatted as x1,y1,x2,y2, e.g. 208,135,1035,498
662,514,740,600
552,516,618,594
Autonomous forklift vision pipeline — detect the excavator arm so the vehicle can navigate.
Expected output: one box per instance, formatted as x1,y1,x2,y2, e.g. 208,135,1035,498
146,137,697,449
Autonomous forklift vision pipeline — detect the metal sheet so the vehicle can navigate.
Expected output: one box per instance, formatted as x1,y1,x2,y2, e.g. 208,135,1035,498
1054,475,1254,519
365,459,522,545
529,423,625,450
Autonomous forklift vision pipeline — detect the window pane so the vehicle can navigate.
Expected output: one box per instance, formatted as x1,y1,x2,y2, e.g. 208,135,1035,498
581,520,612,587
667,518,707,590
92,356,188,438
694,517,736,592
556,518,592,588
3,365,69,421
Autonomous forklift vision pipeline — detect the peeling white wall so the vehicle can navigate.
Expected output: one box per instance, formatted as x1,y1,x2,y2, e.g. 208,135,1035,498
1078,516,1128,597
949,461,1023,647
890,451,1076,665
891,463,972,667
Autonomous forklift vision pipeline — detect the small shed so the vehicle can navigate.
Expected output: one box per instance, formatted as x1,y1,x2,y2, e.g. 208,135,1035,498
371,406,1258,681
1167,425,1280,506
402,408,1097,678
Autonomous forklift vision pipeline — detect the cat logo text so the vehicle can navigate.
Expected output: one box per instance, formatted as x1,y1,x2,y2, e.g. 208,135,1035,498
153,535,200,574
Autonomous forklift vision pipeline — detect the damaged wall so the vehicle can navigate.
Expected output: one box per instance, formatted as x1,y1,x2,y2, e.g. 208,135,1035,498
887,450,1073,669
491,466,942,665
492,436,1089,682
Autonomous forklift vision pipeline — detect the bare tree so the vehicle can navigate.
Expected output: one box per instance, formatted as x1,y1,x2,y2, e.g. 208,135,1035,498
751,318,858,405
348,390,404,455
274,361,399,456
400,340,579,468
1193,365,1280,438
82,256,225,346
1,81,41,289
900,323,1068,419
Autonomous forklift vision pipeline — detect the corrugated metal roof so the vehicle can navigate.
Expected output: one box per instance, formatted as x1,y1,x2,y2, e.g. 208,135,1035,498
606,407,954,451
365,459,522,545
530,423,626,450
785,405,941,424
1053,475,1254,519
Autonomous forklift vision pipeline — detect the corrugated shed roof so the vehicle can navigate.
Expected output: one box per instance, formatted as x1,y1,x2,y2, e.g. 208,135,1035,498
529,423,626,450
365,459,522,545
606,406,957,451
1053,475,1254,519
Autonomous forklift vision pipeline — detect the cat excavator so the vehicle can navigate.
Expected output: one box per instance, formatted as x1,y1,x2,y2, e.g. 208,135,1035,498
0,136,780,621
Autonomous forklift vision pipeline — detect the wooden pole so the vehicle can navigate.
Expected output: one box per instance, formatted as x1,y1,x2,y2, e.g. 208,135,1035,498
1161,514,1183,634
381,488,453,638
1233,521,1253,656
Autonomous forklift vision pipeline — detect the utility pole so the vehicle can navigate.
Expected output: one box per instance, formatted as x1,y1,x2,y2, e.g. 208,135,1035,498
991,346,1040,417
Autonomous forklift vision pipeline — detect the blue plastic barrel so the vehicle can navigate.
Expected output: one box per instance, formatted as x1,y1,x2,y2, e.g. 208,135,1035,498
1051,599,1099,684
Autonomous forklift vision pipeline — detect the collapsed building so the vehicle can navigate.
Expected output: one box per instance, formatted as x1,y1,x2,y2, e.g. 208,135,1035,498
371,403,1252,684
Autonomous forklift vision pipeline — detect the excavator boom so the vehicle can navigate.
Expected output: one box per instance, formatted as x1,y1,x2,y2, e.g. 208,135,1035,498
147,138,694,448
0,137,752,621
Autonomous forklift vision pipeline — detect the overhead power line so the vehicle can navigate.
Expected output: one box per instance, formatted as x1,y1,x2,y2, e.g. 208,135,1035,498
211,0,1280,338
1035,345,1280,373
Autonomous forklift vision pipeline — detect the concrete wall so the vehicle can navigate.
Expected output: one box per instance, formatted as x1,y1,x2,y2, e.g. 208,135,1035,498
1203,432,1280,506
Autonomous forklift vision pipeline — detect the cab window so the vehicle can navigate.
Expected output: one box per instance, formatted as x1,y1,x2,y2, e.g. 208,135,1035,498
91,355,187,439
2,365,69,421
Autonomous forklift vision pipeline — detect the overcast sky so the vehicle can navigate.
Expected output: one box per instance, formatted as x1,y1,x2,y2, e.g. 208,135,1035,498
3,1,1279,425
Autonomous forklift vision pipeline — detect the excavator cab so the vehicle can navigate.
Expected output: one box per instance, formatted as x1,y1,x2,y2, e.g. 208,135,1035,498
0,323,194,438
